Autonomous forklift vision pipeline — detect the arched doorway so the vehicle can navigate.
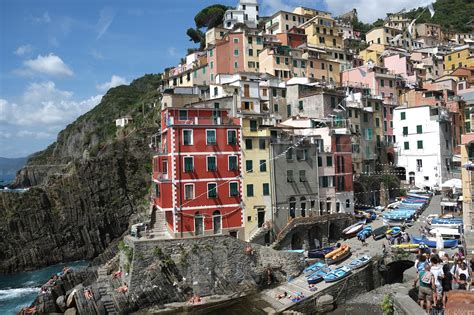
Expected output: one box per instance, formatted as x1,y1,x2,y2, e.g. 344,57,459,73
289,197,296,219
329,223,338,242
409,171,415,185
195,212,204,236
308,226,323,249
300,197,306,217
291,233,303,249
387,152,394,165
212,210,221,234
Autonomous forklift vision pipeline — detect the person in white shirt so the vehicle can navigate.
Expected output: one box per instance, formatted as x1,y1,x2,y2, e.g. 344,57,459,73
429,256,444,304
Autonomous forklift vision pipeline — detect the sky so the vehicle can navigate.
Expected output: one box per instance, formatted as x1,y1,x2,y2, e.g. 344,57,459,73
0,0,432,158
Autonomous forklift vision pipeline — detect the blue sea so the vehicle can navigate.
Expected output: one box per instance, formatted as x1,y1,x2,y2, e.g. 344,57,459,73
0,261,89,315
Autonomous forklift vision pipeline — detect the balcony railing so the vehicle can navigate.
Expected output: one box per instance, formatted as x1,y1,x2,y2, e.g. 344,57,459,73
166,116,236,126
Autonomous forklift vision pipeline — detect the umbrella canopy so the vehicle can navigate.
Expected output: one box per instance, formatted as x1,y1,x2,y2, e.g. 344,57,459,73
441,178,461,189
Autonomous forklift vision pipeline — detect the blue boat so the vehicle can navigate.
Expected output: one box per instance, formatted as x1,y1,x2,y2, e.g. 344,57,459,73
347,255,372,270
303,261,326,274
411,235,459,248
357,226,372,239
431,217,463,225
307,246,336,259
386,226,401,238
306,266,332,284
323,266,352,283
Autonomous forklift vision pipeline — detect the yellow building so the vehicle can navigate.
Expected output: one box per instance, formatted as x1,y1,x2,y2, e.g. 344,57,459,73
241,116,273,243
366,27,413,50
293,6,331,18
302,15,343,49
461,133,474,257
444,46,474,72
358,43,386,66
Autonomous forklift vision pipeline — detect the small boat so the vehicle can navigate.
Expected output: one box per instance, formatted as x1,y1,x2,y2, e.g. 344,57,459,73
357,226,372,239
354,212,366,220
347,255,372,270
428,227,461,240
283,249,306,254
303,261,326,274
386,226,401,238
342,223,364,237
325,244,351,265
323,266,352,283
307,246,336,259
431,217,463,225
306,266,332,284
373,225,389,240
391,243,419,252
411,235,459,248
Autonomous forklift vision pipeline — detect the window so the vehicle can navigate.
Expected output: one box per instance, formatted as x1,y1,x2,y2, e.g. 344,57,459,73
248,49,253,56
416,125,422,134
380,79,384,87
363,113,368,123
155,183,160,197
184,157,194,172
260,160,267,172
296,149,307,161
184,184,194,200
287,104,291,117
256,37,262,45
389,80,393,88
247,36,252,44
400,112,406,120
208,183,217,198
234,61,238,68
404,141,409,150
417,140,423,149
206,130,216,144
376,118,380,128
245,139,253,150
326,156,333,167
207,156,216,171
233,38,239,43
299,170,306,182
346,199,350,208
263,183,270,196
210,61,214,69
259,139,266,150
287,170,293,182
228,130,237,144
318,156,323,167
403,126,408,136
229,155,238,171
321,63,325,70
298,100,304,111
246,160,253,172
250,120,258,131
329,64,333,71
229,182,239,197
183,130,193,145
274,104,279,112
179,110,188,120
276,57,280,64
286,148,293,160
331,96,336,108
293,60,298,67
375,103,380,110
247,184,254,197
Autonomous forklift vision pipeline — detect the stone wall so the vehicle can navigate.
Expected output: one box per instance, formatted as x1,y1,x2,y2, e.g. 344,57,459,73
123,235,305,311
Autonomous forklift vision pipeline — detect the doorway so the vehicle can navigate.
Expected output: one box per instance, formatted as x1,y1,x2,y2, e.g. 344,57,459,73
213,210,221,234
257,209,265,228
195,213,204,236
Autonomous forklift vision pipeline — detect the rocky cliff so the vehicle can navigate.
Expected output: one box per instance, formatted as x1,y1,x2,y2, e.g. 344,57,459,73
0,74,161,274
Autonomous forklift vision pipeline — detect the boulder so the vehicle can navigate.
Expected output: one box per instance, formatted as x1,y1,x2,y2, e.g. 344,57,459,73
56,295,67,312
316,294,335,313
64,307,77,315
66,289,76,307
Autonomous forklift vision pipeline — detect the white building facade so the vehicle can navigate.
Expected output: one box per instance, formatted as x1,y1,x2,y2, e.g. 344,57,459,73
223,0,259,29
394,105,453,191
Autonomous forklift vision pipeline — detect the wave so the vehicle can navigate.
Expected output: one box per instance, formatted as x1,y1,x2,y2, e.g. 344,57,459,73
0,288,39,301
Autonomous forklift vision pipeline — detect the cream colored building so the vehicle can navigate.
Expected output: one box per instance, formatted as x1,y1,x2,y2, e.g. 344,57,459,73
302,15,343,49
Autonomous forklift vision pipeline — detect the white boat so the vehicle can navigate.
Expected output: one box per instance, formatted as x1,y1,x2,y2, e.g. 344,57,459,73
342,223,364,236
429,227,460,240
430,222,462,229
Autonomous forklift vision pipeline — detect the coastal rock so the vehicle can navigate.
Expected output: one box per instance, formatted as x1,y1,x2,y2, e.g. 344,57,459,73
66,289,76,307
64,307,77,315
316,294,335,312
55,295,66,312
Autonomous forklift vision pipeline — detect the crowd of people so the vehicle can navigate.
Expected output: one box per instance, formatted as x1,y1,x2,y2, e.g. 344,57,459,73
413,248,473,313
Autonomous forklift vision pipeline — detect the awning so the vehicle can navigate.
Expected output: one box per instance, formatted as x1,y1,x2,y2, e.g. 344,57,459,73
453,154,461,162
440,202,457,207
441,178,462,189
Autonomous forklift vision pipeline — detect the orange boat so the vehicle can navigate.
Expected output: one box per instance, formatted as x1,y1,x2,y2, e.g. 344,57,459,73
325,244,351,265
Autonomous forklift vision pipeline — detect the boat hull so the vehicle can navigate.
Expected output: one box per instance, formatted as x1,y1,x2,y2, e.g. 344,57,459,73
412,236,458,248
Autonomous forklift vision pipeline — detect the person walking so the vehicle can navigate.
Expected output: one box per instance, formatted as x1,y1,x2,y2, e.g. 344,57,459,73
430,256,444,307
413,264,434,314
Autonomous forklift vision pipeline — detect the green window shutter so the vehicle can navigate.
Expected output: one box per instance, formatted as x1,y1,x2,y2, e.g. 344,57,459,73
207,156,216,171
416,125,422,134
246,160,253,172
260,160,267,172
404,142,409,150
326,156,333,167
401,112,406,120
184,158,193,172
417,140,423,149
229,156,237,171
206,130,216,144
263,183,270,196
228,130,236,144
208,184,217,198
403,126,408,136
230,182,238,196
247,184,254,197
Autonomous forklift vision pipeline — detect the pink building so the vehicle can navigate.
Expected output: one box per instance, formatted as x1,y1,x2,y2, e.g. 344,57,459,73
383,54,419,86
207,32,245,83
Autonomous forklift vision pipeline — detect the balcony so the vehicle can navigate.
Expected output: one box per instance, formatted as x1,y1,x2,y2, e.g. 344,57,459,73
167,116,237,127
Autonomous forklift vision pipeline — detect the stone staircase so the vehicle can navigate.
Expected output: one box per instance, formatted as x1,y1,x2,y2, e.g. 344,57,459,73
149,210,171,239
97,266,119,315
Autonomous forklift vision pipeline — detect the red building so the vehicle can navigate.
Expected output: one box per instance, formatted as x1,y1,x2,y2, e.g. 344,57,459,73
152,107,244,239
276,26,307,48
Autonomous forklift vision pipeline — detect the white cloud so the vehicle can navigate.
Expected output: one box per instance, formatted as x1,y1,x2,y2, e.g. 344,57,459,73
96,75,128,91
0,82,102,127
30,11,51,24
17,130,53,139
90,49,104,60
167,47,177,57
0,131,12,139
96,8,115,39
14,44,33,56
23,53,73,76
261,0,295,14
323,0,433,22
